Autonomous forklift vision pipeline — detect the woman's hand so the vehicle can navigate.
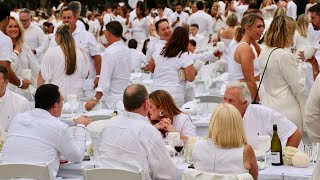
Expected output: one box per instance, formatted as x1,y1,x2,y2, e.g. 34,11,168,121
154,121,165,130
14,44,22,54
161,118,177,132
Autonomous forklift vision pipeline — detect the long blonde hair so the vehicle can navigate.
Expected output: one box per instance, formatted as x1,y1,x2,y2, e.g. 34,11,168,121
296,14,309,38
7,17,25,45
264,15,296,48
56,24,77,75
208,103,247,148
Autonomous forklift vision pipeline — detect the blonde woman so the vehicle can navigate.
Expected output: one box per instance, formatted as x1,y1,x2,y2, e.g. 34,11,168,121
38,24,89,98
192,103,258,179
5,17,38,93
258,16,314,131
229,13,264,102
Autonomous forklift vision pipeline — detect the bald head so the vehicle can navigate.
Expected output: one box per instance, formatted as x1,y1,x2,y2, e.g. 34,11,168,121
123,84,148,112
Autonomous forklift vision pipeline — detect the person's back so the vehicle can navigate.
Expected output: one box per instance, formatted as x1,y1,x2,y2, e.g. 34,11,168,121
193,139,248,175
97,84,176,180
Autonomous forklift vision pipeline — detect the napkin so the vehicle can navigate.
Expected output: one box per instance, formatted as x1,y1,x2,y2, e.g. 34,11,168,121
63,101,80,111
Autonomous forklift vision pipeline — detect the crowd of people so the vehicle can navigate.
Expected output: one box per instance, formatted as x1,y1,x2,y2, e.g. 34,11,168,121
0,0,320,179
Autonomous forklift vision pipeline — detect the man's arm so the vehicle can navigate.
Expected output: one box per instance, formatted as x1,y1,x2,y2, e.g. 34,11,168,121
286,129,302,147
92,55,102,87
34,27,49,56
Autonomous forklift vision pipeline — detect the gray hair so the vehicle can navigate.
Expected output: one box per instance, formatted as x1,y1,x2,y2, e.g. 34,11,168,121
226,81,252,104
19,8,32,18
68,1,81,13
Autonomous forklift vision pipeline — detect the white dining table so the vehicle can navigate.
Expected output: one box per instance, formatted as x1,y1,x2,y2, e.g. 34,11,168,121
57,158,314,180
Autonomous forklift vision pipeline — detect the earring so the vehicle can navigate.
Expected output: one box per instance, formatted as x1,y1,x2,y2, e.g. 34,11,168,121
159,111,164,116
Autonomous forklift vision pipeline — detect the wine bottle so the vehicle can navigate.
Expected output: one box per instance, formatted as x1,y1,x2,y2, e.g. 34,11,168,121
270,124,283,166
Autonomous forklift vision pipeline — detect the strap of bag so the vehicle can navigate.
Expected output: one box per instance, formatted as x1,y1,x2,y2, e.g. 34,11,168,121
252,47,279,103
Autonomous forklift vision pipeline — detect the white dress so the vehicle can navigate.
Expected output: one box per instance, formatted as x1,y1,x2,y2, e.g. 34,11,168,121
9,44,40,93
41,46,89,98
151,51,194,107
258,47,306,131
193,139,248,175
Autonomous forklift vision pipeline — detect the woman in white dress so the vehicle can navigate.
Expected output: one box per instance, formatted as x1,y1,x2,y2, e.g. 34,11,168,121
5,17,39,93
148,90,196,140
38,24,89,98
129,2,150,42
229,13,264,101
258,16,314,131
149,27,196,107
192,103,258,179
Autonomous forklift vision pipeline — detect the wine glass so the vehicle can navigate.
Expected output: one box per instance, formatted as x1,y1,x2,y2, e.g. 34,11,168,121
67,94,78,117
173,139,185,164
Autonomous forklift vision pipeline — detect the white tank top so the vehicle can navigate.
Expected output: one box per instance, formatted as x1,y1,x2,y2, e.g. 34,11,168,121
228,42,260,80
193,139,248,175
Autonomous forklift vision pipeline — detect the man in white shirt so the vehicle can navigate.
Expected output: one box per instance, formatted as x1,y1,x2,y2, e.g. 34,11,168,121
230,0,250,23
189,24,206,52
188,1,213,38
0,3,30,90
0,65,30,131
50,7,102,95
168,3,189,30
85,21,131,110
128,39,147,70
53,1,86,33
286,0,297,20
103,4,122,30
1,84,92,177
224,82,302,148
19,8,49,62
96,84,176,180
145,19,172,65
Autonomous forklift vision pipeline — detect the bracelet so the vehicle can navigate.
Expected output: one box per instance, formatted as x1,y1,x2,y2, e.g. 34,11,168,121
18,79,23,88
96,75,100,78
14,50,20,55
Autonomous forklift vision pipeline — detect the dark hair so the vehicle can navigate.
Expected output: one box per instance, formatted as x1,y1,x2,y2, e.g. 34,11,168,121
142,39,150,55
190,23,199,29
175,3,182,7
68,1,81,14
123,84,148,111
35,84,61,110
160,27,189,58
248,3,259,9
155,19,169,31
196,1,204,10
136,1,146,17
105,21,123,37
189,39,197,47
43,21,53,28
157,4,165,10
128,39,138,49
112,4,120,11
309,3,320,16
0,65,8,80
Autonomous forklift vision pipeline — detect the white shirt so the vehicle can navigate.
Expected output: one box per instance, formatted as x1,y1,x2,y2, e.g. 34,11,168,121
286,1,297,20
24,23,49,61
50,26,100,79
145,37,166,63
188,10,213,38
0,30,13,62
96,111,177,180
96,41,131,108
152,51,194,107
168,12,189,29
0,108,86,177
53,20,86,33
129,48,146,70
130,17,150,41
103,13,123,31
243,104,298,148
0,88,30,131
218,1,226,14
235,4,249,23
164,7,174,18
41,46,89,98
172,113,196,139
189,34,207,52
193,139,248,175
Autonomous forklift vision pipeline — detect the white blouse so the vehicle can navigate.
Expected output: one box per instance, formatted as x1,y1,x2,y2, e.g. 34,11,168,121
172,113,196,139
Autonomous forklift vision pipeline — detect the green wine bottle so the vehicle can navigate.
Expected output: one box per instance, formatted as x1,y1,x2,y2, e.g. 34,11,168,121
271,124,283,166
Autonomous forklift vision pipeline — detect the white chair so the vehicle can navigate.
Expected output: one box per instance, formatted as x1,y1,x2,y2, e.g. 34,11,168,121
0,163,54,180
183,168,253,180
83,168,145,180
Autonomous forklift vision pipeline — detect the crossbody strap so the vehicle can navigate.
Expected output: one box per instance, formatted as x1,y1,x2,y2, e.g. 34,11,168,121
252,47,279,103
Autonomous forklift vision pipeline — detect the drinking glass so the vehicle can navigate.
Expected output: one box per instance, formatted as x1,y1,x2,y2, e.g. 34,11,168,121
304,144,313,164
67,94,78,117
173,139,185,164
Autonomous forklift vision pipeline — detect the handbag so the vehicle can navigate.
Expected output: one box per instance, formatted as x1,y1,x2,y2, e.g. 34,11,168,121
252,47,279,104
